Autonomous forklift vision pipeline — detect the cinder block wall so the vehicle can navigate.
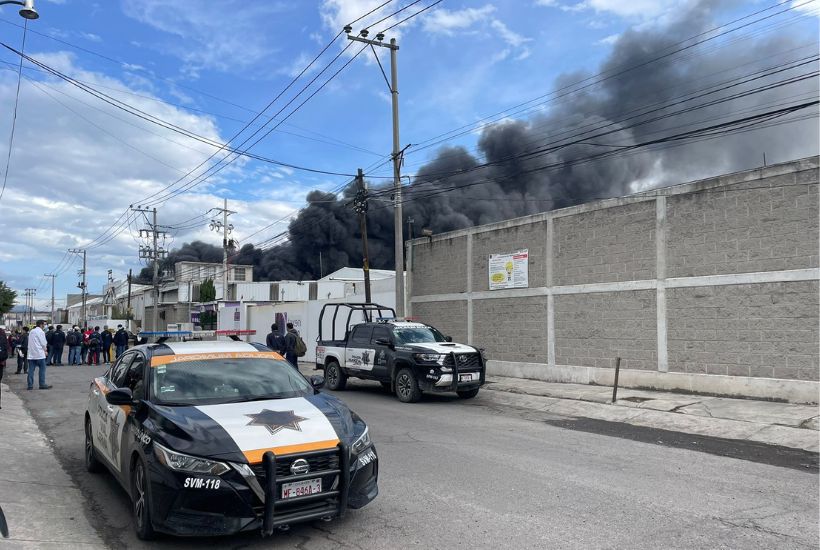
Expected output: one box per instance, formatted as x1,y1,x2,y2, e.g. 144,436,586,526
407,157,820,402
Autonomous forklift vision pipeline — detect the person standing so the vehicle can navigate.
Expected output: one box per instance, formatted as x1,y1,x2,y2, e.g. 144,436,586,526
67,326,82,365
88,327,101,366
52,325,66,366
27,320,51,390
266,323,286,355
283,323,300,367
0,328,9,408
45,325,55,365
82,327,92,364
101,326,113,364
113,325,128,359
16,327,28,374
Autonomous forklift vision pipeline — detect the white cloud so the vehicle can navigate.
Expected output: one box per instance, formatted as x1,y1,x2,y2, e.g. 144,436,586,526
792,0,820,16
422,5,496,34
595,33,620,46
121,0,288,74
534,0,558,6
551,0,694,21
0,52,297,289
80,32,102,43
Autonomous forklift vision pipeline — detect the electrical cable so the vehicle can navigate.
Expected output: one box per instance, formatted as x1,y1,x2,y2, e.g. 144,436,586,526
0,18,26,205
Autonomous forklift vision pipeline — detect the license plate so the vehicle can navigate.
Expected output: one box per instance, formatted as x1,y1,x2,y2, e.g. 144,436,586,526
459,373,476,382
281,478,321,499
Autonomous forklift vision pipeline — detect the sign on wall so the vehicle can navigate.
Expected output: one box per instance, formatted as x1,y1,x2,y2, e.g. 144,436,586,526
488,249,529,290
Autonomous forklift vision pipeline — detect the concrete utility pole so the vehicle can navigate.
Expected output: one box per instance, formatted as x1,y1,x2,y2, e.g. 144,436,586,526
126,268,132,318
210,199,235,302
23,288,34,324
133,206,168,332
351,168,372,303
68,248,86,328
42,273,55,323
347,30,405,316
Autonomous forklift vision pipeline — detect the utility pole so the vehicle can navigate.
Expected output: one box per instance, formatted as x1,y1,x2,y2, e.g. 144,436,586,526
126,268,132,318
210,199,235,302
351,168,372,303
43,273,55,323
347,29,405,316
134,206,168,332
69,248,86,328
23,288,34,324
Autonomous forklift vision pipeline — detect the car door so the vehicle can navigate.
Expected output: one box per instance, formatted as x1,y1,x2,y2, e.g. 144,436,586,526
370,326,393,380
345,325,374,373
111,352,147,474
93,352,134,470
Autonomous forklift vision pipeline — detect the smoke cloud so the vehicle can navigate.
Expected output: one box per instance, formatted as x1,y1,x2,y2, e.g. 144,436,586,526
145,2,818,283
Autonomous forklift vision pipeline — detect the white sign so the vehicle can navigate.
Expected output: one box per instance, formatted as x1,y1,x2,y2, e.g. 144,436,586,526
488,250,529,290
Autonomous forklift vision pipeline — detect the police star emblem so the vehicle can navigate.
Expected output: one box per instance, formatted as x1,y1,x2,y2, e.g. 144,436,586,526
245,409,308,436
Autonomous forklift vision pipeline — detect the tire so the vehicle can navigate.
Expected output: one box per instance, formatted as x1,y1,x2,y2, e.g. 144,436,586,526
325,361,347,391
395,368,422,403
457,388,480,399
132,459,156,540
84,417,103,473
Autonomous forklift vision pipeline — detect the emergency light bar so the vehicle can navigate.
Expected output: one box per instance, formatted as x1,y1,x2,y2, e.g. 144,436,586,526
137,330,193,337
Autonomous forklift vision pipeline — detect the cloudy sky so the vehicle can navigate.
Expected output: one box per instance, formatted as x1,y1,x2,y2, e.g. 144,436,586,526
0,0,817,309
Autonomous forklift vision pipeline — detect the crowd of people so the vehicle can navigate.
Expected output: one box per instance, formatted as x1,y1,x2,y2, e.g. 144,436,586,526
0,322,131,404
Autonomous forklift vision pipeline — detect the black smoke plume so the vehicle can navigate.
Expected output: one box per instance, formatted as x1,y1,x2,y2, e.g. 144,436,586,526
145,2,818,282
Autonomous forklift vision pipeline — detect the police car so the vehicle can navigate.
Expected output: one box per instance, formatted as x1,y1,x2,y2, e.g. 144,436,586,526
84,338,378,539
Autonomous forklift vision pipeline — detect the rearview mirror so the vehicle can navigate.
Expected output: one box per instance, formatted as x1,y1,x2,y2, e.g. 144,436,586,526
106,387,134,406
309,375,325,389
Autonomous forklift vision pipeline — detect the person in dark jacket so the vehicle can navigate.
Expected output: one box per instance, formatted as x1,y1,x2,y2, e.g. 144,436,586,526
266,323,286,355
113,325,128,359
0,328,8,409
67,327,82,365
87,327,101,366
45,326,55,365
52,325,66,366
283,323,299,367
16,327,28,374
101,326,113,364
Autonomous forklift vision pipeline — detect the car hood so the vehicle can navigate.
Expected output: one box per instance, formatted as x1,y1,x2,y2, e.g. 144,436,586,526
147,392,359,464
398,342,478,354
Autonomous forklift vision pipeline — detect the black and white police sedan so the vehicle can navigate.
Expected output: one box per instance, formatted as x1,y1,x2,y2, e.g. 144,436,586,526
84,340,378,539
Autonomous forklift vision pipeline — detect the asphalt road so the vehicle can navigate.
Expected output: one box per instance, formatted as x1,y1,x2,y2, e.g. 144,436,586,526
5,364,819,550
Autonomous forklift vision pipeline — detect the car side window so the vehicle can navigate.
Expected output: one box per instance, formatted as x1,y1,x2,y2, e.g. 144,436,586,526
123,354,146,399
350,326,373,346
111,353,135,388
371,327,392,345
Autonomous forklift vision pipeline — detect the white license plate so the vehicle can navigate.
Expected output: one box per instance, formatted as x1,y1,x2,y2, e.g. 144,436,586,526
281,478,321,499
459,373,476,382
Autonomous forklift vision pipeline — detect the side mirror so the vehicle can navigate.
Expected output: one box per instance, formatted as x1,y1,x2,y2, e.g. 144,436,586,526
445,336,452,342
106,387,134,406
309,375,325,389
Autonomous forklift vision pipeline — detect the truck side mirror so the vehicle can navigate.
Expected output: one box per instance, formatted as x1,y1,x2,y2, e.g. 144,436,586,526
445,336,452,342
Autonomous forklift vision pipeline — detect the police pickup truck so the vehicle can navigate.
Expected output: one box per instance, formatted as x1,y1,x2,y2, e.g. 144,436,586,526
315,303,485,403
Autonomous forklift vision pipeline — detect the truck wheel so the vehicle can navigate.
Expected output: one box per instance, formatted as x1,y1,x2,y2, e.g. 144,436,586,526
395,368,422,403
325,361,347,391
457,388,480,399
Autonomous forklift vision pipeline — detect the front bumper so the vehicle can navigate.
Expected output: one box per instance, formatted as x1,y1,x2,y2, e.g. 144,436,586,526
417,351,486,393
146,444,378,537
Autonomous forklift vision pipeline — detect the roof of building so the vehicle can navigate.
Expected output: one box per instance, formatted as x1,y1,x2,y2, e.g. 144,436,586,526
319,267,396,282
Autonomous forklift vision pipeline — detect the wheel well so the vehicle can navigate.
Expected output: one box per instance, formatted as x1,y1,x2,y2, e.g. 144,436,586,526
392,360,412,379
325,356,340,367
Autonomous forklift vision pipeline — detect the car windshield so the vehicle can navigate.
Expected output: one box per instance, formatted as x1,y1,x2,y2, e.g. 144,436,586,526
150,357,312,406
393,326,447,344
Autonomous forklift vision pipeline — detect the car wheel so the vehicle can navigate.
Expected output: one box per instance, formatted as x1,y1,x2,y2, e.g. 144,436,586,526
457,388,480,399
84,417,103,473
132,459,156,540
395,368,422,403
325,361,347,391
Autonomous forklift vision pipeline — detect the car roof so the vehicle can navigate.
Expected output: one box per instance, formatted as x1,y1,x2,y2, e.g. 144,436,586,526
162,341,259,354
366,321,429,329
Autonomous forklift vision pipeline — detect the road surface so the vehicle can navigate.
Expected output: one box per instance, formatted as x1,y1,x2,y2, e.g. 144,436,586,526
5,364,818,549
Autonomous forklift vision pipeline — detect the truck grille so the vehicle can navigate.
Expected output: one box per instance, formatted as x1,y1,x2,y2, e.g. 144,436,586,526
444,353,482,371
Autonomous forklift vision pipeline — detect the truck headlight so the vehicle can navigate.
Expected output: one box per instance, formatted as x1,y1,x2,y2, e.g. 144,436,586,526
352,426,371,455
154,442,230,476
414,353,444,363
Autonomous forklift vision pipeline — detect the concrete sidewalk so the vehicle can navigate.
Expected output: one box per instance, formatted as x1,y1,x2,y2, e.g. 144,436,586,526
0,383,106,549
482,375,820,453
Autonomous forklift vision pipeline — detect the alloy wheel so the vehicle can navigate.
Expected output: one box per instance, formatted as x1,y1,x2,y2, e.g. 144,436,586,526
134,464,146,529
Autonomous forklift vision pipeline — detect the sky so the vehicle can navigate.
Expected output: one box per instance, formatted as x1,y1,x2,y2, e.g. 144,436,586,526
0,0,817,310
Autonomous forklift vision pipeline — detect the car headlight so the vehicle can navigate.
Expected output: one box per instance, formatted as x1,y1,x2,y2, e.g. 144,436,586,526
414,353,444,363
154,442,230,476
352,426,371,455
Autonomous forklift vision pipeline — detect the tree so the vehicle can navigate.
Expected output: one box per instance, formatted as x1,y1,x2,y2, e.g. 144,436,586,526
0,281,16,315
200,279,216,302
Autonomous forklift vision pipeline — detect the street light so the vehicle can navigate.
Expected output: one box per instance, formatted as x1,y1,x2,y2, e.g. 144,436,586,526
0,0,39,19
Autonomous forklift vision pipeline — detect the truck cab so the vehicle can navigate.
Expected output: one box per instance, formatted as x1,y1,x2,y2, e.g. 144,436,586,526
315,304,485,403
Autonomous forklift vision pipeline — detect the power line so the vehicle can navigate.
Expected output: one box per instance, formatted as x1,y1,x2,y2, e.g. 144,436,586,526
0,18,27,205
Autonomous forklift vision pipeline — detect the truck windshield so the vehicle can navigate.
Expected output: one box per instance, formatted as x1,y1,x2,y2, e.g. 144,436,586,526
392,327,447,344
150,357,312,406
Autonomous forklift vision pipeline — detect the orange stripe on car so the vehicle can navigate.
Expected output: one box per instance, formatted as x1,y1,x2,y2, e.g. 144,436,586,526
151,351,284,367
242,439,341,464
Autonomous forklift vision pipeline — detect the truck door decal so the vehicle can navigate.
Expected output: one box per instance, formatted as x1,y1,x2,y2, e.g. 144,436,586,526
347,348,376,371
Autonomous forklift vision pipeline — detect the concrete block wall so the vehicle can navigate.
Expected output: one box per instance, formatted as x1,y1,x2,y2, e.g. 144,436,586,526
407,157,820,402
